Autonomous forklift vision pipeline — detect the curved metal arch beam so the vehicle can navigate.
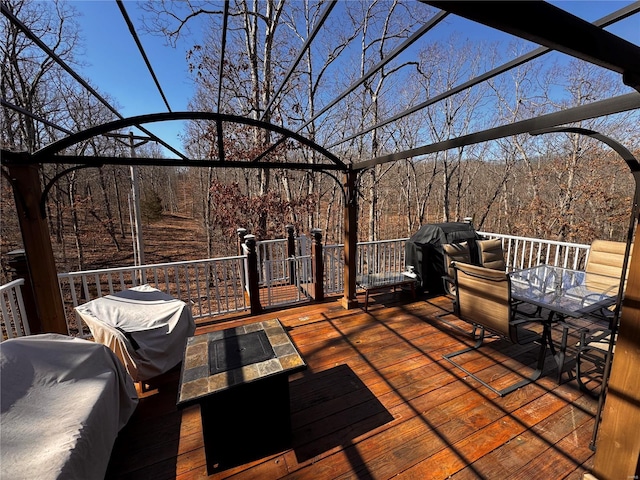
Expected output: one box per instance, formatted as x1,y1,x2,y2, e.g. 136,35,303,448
314,170,348,205
32,112,347,170
355,92,640,171
530,127,640,172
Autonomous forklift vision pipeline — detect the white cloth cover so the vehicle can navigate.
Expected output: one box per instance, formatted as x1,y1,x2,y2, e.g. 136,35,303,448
75,285,196,381
0,334,138,480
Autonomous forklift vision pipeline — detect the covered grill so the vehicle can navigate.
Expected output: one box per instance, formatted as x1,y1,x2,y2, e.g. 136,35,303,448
404,222,479,294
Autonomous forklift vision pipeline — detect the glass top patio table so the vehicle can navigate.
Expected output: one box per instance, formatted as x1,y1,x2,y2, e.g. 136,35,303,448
509,264,619,318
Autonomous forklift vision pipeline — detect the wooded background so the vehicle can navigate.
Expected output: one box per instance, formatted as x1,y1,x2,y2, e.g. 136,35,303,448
2,0,638,281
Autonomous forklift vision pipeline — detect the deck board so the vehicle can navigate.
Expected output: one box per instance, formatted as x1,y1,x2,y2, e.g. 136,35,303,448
106,291,601,479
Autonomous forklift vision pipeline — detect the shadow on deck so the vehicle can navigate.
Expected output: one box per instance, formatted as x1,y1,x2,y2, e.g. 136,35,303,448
106,289,599,479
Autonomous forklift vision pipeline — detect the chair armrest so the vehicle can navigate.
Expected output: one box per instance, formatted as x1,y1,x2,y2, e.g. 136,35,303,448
442,275,456,295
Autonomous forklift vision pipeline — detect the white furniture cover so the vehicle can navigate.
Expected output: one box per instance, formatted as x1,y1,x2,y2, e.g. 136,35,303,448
75,284,196,381
0,333,138,480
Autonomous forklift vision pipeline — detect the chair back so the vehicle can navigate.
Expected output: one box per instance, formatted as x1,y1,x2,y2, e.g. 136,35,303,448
586,240,631,276
453,262,513,340
443,242,471,280
585,240,632,291
477,238,507,271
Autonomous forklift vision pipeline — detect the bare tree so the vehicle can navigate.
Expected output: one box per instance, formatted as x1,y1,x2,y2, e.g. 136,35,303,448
1,0,80,151
409,37,491,223
280,0,360,232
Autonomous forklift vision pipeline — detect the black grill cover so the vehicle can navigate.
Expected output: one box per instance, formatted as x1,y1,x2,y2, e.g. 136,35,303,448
405,222,479,294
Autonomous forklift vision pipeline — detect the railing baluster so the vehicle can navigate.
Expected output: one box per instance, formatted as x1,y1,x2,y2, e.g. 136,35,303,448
213,263,222,313
195,265,201,315
183,265,190,312
222,262,229,313
93,273,101,298
14,284,29,336
1,279,29,338
206,264,213,316
82,276,91,303
265,261,272,305
1,289,14,338
7,292,20,337
68,276,79,308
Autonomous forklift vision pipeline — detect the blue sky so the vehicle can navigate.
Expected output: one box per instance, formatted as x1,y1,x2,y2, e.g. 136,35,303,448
72,1,198,150
70,1,639,155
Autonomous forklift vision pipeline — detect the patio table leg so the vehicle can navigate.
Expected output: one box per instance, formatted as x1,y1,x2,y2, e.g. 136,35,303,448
555,321,574,383
543,313,574,384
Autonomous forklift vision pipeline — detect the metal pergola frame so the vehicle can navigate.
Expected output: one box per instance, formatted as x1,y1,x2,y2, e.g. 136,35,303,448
2,3,640,475
2,1,639,170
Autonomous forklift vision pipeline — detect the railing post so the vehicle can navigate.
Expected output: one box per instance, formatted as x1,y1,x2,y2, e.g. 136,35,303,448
6,249,41,334
286,224,296,285
341,170,358,309
6,163,67,334
311,228,324,301
237,228,247,256
244,235,262,314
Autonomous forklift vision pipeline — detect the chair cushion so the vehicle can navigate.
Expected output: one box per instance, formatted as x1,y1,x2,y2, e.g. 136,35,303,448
453,262,512,339
586,240,632,283
478,238,506,271
443,242,471,280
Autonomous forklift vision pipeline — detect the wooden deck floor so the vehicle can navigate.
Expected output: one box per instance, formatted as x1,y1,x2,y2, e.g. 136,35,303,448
105,290,601,479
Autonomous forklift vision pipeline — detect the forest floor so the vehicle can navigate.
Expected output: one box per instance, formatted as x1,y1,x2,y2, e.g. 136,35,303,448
138,214,209,265
0,211,212,281
79,213,211,271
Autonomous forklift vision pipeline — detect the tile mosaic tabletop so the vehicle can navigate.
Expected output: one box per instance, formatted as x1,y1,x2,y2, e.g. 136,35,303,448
177,319,306,405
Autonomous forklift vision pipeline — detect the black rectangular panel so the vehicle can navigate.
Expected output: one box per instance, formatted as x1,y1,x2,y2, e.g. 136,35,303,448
209,330,276,375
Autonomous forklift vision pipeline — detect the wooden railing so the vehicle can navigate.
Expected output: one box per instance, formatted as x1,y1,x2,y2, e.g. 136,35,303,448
262,255,313,307
323,238,409,294
57,256,248,337
477,232,590,271
2,231,595,337
256,238,288,285
0,278,30,340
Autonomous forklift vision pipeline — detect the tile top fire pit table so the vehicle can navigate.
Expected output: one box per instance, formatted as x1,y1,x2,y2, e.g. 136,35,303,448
177,318,306,473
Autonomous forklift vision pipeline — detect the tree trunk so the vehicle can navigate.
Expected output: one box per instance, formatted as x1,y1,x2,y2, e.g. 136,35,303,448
68,171,84,270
